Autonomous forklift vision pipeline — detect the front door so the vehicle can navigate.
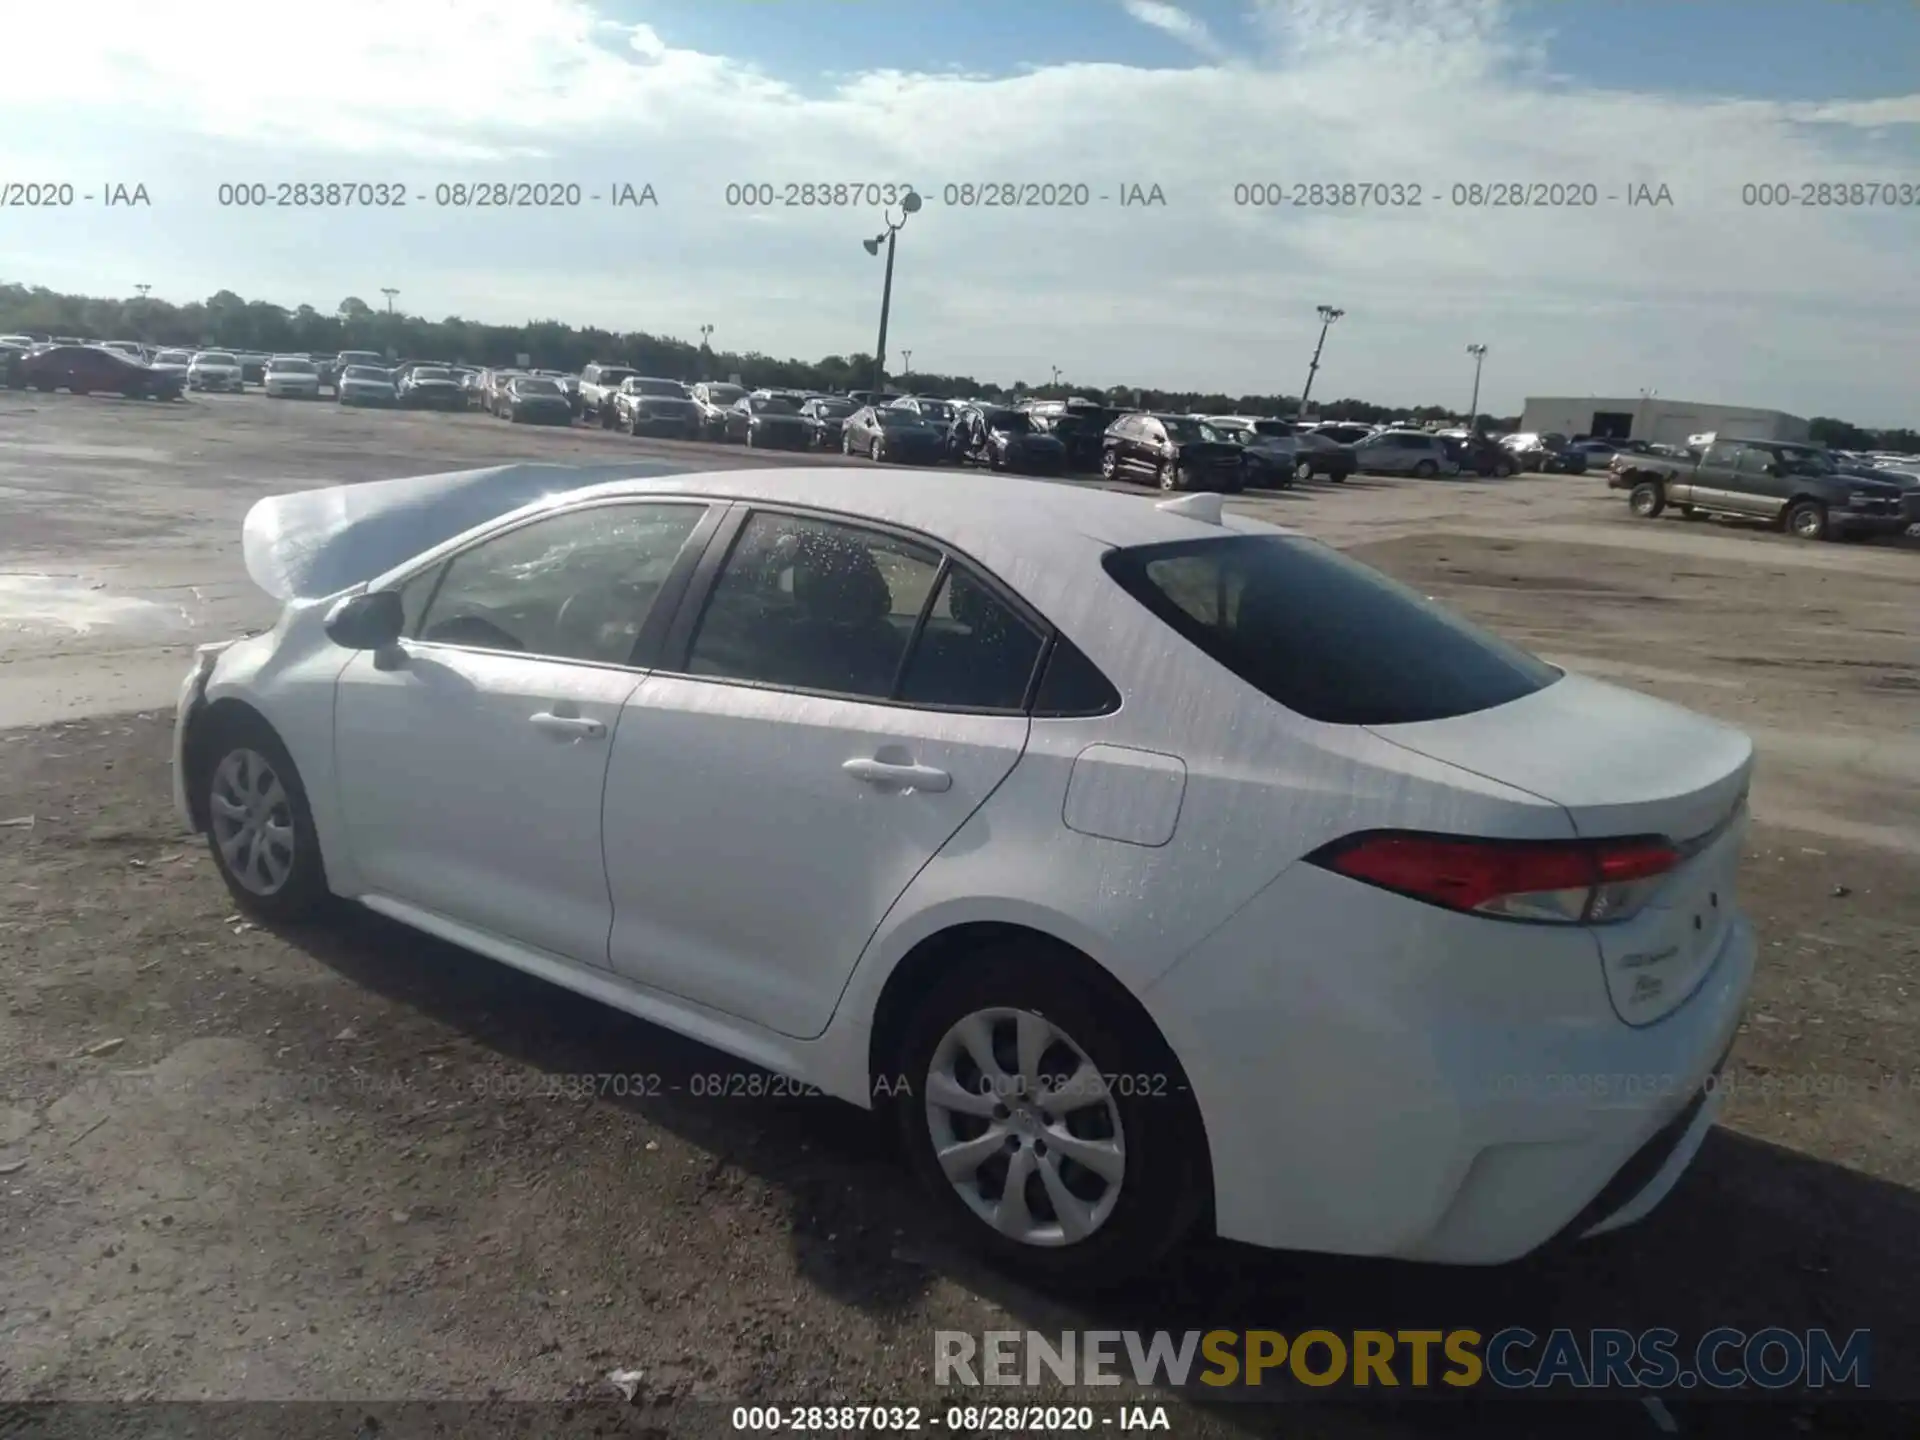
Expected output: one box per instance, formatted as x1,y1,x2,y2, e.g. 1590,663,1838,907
332,499,712,964
603,508,1041,1038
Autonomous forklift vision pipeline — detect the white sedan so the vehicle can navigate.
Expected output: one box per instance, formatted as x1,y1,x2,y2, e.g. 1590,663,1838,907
263,355,322,398
187,351,244,392
172,464,1754,1283
335,364,397,407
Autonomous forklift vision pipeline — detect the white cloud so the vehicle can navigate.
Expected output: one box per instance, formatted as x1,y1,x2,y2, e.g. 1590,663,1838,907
1120,1,1230,61
2,0,1917,423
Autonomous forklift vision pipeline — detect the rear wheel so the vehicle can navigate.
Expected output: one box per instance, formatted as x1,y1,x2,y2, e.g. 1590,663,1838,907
1294,458,1314,485
872,436,886,463
1785,499,1828,541
891,944,1207,1288
1413,459,1438,478
198,710,330,923
1157,460,1178,491
842,431,855,455
1629,481,1666,518
1100,450,1118,481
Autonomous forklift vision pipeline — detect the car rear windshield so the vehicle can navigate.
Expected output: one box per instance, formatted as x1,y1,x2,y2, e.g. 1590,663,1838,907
514,378,562,394
1103,535,1561,725
271,358,316,373
635,379,687,397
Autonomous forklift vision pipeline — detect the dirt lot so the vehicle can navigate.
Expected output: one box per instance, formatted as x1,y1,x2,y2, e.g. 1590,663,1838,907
1,392,1917,1434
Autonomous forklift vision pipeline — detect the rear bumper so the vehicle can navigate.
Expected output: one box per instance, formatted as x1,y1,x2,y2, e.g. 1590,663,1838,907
1151,863,1756,1263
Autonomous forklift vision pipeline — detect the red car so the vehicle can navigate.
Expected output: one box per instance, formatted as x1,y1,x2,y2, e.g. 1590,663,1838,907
19,344,185,400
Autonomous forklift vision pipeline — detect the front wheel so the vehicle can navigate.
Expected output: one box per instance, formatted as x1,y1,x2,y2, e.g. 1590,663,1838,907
1629,481,1666,518
842,432,855,455
1099,450,1118,481
1157,460,1178,491
1413,459,1438,478
891,946,1206,1288
872,436,886,463
1785,500,1829,541
1294,459,1314,485
199,711,330,923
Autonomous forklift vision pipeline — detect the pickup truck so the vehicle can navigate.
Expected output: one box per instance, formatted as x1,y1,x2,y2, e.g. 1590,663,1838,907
1609,437,1911,542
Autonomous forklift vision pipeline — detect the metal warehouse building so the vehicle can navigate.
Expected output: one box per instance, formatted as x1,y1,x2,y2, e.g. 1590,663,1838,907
1519,397,1811,448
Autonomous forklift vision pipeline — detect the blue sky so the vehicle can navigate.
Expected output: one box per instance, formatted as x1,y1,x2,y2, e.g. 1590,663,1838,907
2,0,1917,423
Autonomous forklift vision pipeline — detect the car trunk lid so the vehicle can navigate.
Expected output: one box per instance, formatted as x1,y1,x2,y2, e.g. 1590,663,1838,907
1369,672,1754,1025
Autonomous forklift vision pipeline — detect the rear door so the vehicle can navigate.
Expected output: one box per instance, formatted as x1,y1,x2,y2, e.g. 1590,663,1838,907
1736,445,1793,519
1689,442,1746,512
602,506,1042,1038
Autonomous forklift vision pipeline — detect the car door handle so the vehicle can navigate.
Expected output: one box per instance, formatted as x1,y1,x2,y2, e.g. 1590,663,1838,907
842,758,952,793
530,712,607,740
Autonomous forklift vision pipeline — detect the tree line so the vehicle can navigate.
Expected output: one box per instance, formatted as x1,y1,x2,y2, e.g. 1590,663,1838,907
2,281,1912,450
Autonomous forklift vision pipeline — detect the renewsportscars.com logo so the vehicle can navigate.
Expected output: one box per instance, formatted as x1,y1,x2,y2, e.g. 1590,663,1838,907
935,1328,1872,1391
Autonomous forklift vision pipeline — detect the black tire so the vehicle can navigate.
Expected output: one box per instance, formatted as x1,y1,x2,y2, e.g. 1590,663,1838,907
1785,499,1829,541
1629,481,1666,518
1099,450,1118,481
196,708,331,923
1294,459,1313,485
1413,459,1437,478
891,943,1208,1289
842,431,855,455
872,436,885,463
1157,459,1178,491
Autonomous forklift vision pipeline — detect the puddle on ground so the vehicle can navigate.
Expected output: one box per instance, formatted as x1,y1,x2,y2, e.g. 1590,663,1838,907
0,573,187,634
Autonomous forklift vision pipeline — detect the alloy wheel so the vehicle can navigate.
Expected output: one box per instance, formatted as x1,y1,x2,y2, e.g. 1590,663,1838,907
924,1007,1126,1248
209,748,297,897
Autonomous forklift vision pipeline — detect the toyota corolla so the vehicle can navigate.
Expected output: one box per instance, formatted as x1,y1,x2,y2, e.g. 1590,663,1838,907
172,464,1754,1285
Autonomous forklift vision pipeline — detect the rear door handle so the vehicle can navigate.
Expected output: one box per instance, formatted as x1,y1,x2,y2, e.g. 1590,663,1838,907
530,712,607,740
842,758,952,793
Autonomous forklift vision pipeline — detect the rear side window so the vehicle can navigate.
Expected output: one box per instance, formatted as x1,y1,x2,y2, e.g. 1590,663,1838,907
1103,536,1560,726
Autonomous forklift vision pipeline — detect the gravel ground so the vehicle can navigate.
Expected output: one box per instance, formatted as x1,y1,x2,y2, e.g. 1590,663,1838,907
1,392,1917,1434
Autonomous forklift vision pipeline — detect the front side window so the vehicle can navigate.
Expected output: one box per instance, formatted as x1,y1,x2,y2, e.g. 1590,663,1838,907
686,512,942,700
414,503,706,665
1104,535,1560,726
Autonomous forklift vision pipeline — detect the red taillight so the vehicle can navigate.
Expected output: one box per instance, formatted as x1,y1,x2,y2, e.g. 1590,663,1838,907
1311,832,1680,924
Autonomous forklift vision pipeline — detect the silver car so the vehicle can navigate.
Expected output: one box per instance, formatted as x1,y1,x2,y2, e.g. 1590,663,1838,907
1351,429,1460,478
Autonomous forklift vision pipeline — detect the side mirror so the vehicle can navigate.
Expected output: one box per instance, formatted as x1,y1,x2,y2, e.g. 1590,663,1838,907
325,590,405,650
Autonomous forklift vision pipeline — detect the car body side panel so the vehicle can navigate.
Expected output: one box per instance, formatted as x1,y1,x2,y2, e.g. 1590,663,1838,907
813,653,1578,1104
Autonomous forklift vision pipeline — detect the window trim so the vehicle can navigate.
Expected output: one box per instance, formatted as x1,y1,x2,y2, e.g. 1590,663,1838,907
385,497,723,673
661,502,1054,715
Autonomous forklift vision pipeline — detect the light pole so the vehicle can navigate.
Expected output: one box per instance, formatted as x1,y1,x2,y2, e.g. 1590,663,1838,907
1465,343,1488,431
1050,365,1061,391
1296,304,1344,418
901,349,912,386
862,190,923,393
134,284,150,299
699,324,713,380
380,287,399,315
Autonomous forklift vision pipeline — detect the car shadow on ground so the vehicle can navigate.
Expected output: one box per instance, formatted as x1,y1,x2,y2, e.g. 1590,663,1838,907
284,907,1918,1434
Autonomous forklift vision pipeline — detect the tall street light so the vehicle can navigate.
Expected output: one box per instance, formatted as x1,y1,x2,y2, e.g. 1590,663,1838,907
699,324,713,380
134,283,150,299
1296,304,1345,418
1465,343,1488,431
901,349,912,385
862,190,922,392
1051,365,1061,390
380,287,399,315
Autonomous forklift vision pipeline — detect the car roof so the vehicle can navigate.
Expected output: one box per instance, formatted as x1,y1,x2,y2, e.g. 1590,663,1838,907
553,468,1294,561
